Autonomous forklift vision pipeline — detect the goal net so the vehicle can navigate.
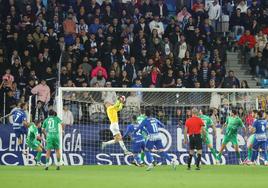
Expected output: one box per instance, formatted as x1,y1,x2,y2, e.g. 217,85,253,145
57,88,268,166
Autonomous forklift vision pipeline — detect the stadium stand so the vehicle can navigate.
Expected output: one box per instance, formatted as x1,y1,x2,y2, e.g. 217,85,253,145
0,0,268,120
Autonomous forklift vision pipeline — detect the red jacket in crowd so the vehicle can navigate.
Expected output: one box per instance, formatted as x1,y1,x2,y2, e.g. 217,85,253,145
237,34,256,49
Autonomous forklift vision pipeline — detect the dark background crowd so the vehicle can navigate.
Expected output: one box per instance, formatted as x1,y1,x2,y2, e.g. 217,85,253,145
0,0,268,121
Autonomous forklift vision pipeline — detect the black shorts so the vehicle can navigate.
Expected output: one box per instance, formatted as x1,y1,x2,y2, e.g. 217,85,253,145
189,134,202,150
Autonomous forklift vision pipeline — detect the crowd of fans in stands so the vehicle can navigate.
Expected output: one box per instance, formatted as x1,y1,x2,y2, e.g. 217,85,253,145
0,0,268,120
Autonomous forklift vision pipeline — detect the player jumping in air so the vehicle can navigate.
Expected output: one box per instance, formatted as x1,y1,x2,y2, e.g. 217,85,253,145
199,109,218,161
42,110,64,170
11,103,29,154
101,96,132,155
26,120,43,165
134,109,177,171
123,115,146,166
249,111,268,165
217,109,246,164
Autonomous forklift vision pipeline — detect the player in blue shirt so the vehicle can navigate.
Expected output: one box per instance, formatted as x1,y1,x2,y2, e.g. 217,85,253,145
11,103,29,152
250,111,268,165
135,109,177,171
123,115,146,166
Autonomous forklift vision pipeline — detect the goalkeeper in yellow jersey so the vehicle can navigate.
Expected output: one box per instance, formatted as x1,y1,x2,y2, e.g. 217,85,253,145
101,96,132,155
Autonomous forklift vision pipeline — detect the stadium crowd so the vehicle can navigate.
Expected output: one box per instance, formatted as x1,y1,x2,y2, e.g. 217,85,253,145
0,0,268,120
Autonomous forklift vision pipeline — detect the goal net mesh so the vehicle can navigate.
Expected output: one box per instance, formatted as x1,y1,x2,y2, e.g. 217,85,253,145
58,88,268,165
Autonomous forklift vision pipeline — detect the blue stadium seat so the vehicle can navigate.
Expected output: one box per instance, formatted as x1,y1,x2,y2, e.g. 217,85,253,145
260,79,268,88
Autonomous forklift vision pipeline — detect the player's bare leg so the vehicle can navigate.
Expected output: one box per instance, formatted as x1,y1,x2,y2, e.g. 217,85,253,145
102,133,132,155
55,149,61,170
45,150,51,170
18,137,27,155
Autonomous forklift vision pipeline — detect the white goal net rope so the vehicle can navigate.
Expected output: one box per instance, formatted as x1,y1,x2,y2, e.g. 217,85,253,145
57,88,268,165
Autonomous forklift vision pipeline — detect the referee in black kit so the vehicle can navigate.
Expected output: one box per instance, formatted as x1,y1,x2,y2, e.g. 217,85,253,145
184,108,206,170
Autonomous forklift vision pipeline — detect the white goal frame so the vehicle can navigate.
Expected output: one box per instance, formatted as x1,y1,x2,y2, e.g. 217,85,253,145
57,87,268,164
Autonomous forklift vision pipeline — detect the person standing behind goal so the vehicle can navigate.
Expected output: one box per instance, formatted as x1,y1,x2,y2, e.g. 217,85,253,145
184,108,206,170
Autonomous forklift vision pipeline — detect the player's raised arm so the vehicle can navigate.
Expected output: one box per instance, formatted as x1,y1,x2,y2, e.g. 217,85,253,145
113,96,125,111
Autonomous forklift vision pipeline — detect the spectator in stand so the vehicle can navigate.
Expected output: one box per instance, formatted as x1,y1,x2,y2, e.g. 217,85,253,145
240,80,249,88
62,104,74,126
101,81,117,104
91,61,108,79
176,78,185,88
107,70,120,87
230,8,245,38
2,69,14,83
223,70,240,88
0,0,267,120
32,100,45,122
162,69,176,88
76,18,88,34
149,14,164,38
262,43,268,61
176,6,191,25
255,30,267,52
206,0,221,30
31,79,51,105
236,0,248,13
125,91,141,111
154,0,168,21
192,0,206,22
250,0,262,18
63,12,76,44
237,30,256,64
90,70,106,87
251,51,266,78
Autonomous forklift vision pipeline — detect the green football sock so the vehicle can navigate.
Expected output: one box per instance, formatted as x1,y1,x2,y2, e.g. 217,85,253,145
35,152,42,162
247,148,252,160
210,148,217,159
140,152,145,162
236,151,241,160
57,158,61,166
217,153,222,160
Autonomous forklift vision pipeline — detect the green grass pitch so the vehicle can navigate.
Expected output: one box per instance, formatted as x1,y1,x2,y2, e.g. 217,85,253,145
0,165,267,188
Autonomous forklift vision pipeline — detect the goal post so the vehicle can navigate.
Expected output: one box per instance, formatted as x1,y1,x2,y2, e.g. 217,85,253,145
56,87,268,166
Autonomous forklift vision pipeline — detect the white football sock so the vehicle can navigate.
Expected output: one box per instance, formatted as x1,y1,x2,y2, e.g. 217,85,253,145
118,140,128,152
104,140,116,146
